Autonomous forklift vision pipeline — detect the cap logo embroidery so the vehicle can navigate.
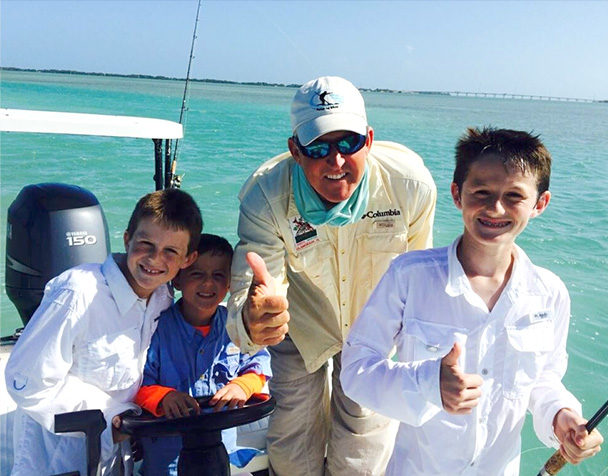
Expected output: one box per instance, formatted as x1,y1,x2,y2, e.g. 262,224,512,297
310,90,343,111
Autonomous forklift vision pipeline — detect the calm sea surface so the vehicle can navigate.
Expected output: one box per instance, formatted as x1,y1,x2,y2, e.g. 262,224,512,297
1,70,607,474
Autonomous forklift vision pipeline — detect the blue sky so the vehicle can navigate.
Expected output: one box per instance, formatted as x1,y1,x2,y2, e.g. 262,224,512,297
1,1,607,100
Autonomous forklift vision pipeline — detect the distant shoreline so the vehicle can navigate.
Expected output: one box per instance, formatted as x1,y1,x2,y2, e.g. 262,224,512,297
0,66,418,94
2,67,606,103
1,66,301,88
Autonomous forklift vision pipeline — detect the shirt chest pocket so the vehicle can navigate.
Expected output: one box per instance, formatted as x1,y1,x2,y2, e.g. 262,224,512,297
76,326,141,391
362,232,408,286
502,314,554,400
402,318,468,363
289,242,335,282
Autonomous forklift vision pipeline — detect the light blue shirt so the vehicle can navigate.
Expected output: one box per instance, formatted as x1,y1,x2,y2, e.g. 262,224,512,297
138,301,271,474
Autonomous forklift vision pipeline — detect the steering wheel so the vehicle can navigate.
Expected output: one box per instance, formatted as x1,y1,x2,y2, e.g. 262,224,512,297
119,393,275,476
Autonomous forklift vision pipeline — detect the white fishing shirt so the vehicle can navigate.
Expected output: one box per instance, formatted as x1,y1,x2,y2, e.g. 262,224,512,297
341,237,581,475
6,254,172,475
227,141,437,372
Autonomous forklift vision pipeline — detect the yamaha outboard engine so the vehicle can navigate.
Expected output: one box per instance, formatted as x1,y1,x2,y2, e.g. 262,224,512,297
5,183,110,327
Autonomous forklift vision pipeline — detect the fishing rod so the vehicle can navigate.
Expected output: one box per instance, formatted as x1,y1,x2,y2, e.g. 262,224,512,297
168,0,202,189
536,399,608,475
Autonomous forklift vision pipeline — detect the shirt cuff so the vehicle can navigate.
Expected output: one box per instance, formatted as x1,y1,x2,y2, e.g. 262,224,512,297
134,385,175,417
230,373,266,399
235,307,264,355
538,395,582,448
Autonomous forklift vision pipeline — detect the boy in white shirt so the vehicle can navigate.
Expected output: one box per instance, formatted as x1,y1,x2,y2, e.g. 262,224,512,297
6,188,202,475
340,127,603,475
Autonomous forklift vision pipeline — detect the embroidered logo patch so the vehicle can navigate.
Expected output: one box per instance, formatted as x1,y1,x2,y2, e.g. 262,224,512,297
290,216,320,251
226,343,240,355
374,220,395,230
360,208,402,220
530,310,551,323
360,208,401,230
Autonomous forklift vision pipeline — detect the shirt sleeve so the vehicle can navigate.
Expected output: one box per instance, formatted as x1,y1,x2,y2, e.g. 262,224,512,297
227,179,289,354
406,178,436,251
134,385,175,417
340,262,443,426
237,346,272,381
230,373,266,399
5,286,137,460
141,328,162,387
529,282,582,447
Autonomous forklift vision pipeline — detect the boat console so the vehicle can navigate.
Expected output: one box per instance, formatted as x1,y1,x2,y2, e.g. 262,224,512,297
53,394,275,476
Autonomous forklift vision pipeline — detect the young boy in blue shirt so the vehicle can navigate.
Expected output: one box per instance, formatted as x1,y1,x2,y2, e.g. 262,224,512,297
6,188,202,475
135,233,271,474
341,127,603,475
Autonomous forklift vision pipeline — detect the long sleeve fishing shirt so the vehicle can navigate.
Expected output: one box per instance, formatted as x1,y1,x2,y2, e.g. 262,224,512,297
340,238,582,476
227,141,437,373
137,302,271,474
5,254,172,476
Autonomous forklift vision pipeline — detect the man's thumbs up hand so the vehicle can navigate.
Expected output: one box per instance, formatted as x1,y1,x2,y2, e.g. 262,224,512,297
243,252,289,346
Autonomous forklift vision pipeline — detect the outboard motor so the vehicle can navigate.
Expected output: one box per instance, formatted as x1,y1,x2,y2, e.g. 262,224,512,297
5,183,110,327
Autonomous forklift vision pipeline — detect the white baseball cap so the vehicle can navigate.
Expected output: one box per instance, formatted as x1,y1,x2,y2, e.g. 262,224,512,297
290,76,368,146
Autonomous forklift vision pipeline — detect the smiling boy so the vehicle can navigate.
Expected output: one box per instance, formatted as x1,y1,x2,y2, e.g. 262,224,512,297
134,234,271,474
6,188,202,476
341,127,603,475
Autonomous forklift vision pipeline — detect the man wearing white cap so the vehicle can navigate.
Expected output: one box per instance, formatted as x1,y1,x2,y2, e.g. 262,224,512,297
227,76,437,475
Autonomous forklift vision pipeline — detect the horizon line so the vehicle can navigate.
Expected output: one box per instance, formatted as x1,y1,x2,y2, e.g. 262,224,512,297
1,66,606,103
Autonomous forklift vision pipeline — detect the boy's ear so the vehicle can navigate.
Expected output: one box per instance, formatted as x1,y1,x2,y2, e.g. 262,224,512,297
531,190,551,218
450,183,462,209
181,250,198,269
123,230,130,251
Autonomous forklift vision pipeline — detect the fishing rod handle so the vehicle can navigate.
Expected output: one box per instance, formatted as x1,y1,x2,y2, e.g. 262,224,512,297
537,450,567,475
538,400,608,476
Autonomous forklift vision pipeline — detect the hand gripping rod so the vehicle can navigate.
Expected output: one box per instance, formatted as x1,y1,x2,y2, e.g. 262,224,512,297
536,399,608,475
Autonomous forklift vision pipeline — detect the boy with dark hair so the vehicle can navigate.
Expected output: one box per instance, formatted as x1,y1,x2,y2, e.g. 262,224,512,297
6,188,202,476
134,233,271,475
341,127,603,475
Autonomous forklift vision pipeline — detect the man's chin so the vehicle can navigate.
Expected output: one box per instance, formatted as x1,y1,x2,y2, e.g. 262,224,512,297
319,188,355,205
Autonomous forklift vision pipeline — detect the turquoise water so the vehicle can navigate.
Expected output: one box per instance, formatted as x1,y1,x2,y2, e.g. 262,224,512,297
1,70,607,475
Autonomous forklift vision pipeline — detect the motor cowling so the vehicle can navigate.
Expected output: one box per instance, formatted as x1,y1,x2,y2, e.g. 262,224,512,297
5,183,111,327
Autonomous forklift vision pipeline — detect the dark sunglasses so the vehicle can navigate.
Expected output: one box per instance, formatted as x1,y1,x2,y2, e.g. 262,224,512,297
294,132,367,159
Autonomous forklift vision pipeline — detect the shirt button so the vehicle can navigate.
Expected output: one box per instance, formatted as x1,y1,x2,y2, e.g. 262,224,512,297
341,276,346,282
342,302,346,307
481,368,488,375
340,249,345,255
426,345,438,352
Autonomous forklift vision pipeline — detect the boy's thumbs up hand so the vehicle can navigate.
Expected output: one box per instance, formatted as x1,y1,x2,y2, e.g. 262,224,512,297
442,341,461,367
243,252,289,347
440,342,483,414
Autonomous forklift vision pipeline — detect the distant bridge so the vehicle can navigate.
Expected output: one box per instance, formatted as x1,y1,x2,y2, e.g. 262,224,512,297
447,91,595,103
